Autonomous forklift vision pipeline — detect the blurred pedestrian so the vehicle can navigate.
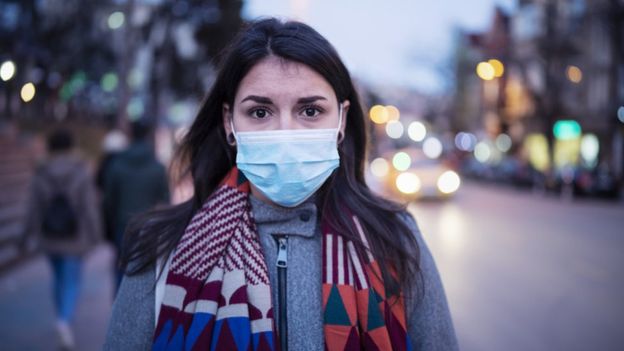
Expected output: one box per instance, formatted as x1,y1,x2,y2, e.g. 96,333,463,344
105,18,457,351
95,128,128,245
21,128,102,350
103,119,169,292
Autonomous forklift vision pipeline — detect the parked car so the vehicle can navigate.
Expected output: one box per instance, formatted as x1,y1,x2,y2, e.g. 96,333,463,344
554,164,620,199
377,148,461,201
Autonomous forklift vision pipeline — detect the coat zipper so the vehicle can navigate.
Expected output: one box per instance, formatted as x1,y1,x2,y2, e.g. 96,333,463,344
275,235,288,351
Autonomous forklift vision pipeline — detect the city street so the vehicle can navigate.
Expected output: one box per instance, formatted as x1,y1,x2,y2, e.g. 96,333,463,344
0,245,114,351
0,181,622,350
410,182,624,351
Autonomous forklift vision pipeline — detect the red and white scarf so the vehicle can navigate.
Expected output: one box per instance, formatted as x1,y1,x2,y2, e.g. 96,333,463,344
153,168,411,350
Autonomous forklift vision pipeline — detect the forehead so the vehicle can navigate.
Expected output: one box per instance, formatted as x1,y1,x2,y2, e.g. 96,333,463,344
235,56,336,103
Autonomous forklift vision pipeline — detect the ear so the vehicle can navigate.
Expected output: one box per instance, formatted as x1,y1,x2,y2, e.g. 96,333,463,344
223,103,232,136
222,103,236,146
339,100,350,143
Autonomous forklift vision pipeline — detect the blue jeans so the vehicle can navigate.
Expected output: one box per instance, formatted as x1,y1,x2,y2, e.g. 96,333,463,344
48,255,82,322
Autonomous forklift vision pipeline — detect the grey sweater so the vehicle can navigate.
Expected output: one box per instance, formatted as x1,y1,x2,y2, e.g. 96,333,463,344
104,195,458,350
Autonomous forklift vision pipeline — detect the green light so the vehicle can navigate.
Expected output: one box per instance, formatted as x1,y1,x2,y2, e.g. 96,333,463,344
69,71,87,92
59,83,73,101
101,73,118,92
553,120,581,140
127,97,144,120
108,12,125,30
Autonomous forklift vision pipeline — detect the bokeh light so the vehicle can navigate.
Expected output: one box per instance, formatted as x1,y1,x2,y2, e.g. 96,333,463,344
108,11,125,30
101,72,118,92
455,132,477,151
396,172,421,194
127,97,145,120
392,152,411,171
495,133,512,152
386,120,404,139
385,105,400,121
553,120,582,140
474,141,491,163
617,106,624,124
566,65,583,83
20,83,36,102
127,69,144,89
437,171,461,194
0,60,16,81
580,134,599,166
488,59,504,77
423,137,443,159
370,157,390,178
369,105,389,124
476,61,495,80
408,121,427,142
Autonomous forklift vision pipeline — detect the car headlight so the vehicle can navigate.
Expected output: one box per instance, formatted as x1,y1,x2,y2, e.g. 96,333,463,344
437,171,461,194
396,172,421,194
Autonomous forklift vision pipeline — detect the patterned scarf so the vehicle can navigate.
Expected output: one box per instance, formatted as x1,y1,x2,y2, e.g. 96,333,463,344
153,168,411,350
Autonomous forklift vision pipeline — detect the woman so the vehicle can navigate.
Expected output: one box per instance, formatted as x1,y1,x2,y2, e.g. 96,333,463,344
22,128,102,350
105,18,457,351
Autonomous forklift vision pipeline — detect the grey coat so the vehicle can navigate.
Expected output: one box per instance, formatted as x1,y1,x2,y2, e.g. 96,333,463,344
105,195,458,350
22,153,102,255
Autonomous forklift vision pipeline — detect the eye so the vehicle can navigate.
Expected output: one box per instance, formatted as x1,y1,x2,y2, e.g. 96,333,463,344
250,108,270,119
300,105,323,118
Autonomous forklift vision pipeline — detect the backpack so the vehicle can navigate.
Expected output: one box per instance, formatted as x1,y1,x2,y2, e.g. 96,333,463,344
41,169,78,239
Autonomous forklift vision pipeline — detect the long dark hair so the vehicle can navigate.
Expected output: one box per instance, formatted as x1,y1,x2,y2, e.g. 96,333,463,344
121,18,421,298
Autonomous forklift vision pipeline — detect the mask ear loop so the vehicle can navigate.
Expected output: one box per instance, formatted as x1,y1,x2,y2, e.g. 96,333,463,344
337,103,345,143
228,116,238,145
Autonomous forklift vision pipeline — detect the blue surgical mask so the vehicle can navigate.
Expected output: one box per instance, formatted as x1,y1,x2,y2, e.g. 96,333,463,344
232,105,343,207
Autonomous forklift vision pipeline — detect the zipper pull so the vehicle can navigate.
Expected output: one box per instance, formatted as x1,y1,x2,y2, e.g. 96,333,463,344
276,236,288,268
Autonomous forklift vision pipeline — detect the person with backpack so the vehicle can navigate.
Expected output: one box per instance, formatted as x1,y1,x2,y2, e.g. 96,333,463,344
21,128,102,350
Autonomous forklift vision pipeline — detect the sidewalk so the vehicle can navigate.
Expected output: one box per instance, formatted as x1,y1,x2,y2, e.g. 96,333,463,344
0,244,115,351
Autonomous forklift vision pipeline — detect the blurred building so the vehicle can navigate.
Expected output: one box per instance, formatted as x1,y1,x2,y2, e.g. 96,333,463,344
0,0,243,130
452,0,624,191
452,8,511,137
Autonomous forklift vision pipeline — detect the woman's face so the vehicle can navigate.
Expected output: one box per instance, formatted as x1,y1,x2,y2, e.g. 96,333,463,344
223,56,349,135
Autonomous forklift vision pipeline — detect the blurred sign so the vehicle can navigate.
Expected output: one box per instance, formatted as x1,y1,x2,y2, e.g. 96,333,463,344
553,120,581,140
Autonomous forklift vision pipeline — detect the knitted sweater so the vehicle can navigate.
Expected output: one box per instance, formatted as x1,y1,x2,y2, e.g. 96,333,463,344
104,195,458,350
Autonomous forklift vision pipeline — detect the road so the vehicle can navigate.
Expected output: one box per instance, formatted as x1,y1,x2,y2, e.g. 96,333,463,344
409,182,624,351
0,181,622,350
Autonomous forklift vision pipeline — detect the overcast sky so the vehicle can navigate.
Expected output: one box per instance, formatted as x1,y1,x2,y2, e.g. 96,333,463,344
243,0,516,95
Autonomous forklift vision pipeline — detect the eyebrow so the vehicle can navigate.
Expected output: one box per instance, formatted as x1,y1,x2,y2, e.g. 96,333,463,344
240,95,328,104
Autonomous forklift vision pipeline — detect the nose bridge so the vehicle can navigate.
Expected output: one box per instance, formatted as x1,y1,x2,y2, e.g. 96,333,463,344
277,109,294,130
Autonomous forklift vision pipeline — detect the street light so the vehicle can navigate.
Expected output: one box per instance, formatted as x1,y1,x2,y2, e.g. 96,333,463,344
0,60,16,81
